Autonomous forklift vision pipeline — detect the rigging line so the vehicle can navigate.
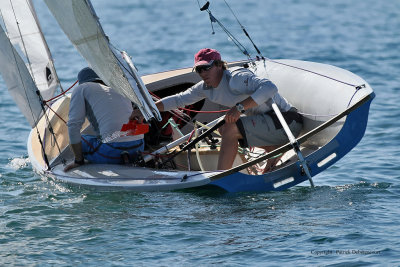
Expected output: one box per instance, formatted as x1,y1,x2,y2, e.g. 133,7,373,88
44,103,67,124
169,110,192,125
299,88,362,119
109,45,197,131
110,42,220,123
203,2,360,90
199,2,252,60
150,90,200,126
265,58,361,88
110,44,196,127
223,0,264,58
35,81,78,166
346,84,365,108
5,3,40,127
43,80,78,103
196,0,203,9
198,0,216,34
5,29,51,169
9,0,64,164
9,0,35,86
102,43,194,130
211,14,251,59
25,0,64,93
180,107,229,114
36,91,64,159
8,1,48,128
254,57,365,110
147,91,192,122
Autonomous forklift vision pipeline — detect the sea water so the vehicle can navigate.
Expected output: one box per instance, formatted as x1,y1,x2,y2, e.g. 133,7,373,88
0,0,399,266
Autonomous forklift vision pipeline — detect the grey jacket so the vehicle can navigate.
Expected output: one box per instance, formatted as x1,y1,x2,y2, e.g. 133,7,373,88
161,67,292,115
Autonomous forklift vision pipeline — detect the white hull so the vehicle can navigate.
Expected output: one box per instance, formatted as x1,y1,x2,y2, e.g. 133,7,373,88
27,59,374,192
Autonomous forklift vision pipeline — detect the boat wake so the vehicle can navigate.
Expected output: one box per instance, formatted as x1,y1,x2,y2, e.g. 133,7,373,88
8,157,30,170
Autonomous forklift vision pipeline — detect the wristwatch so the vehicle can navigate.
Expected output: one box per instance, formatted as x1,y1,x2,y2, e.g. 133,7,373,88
235,103,245,113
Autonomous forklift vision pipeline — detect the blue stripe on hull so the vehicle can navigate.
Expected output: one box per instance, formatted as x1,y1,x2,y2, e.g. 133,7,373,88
210,94,374,192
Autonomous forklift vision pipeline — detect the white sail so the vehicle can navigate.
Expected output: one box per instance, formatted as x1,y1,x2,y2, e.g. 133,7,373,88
44,0,161,122
0,25,43,127
0,0,59,101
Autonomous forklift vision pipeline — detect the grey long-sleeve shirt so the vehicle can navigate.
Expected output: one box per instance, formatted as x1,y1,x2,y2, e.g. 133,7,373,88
161,67,292,115
67,82,142,144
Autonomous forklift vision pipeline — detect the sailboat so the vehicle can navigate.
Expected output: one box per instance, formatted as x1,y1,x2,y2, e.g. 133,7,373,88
0,0,374,192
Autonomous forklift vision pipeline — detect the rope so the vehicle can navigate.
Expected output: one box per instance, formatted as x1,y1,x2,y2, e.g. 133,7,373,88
223,0,264,58
6,1,53,169
209,13,251,60
43,80,78,104
44,102,67,124
265,58,361,88
9,1,69,166
198,1,252,60
180,106,229,114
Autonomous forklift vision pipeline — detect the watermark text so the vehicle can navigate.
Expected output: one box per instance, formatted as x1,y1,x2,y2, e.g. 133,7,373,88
311,249,381,256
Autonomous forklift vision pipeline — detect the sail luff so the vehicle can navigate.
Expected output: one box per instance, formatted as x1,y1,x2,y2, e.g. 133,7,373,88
44,0,161,122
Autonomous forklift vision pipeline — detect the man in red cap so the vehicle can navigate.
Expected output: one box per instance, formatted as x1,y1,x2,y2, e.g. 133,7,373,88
131,48,302,171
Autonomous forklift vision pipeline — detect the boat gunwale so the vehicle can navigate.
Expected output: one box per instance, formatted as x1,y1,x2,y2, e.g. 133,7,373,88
209,92,375,181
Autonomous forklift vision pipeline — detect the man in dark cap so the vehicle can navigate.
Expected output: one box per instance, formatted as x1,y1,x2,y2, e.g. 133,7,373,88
64,67,144,171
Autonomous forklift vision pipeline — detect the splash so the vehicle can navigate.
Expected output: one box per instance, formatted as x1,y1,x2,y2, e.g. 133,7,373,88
8,157,30,170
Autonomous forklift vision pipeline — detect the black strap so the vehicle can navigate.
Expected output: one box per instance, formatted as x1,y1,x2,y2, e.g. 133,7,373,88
266,108,303,129
83,140,143,156
83,142,103,156
106,141,143,150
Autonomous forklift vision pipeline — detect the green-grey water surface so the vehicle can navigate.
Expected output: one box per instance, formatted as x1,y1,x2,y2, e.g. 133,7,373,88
1,0,399,266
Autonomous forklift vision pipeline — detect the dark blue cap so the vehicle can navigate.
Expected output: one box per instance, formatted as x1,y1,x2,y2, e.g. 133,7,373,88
77,67,102,84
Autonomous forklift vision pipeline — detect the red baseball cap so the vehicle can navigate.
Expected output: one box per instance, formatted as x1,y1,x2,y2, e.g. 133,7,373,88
193,48,221,67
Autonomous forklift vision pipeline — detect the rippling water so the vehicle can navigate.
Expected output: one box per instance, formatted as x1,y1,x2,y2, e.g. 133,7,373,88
1,0,399,266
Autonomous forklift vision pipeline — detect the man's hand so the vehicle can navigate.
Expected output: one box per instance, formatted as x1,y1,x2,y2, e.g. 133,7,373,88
129,109,144,123
64,161,81,172
224,106,241,124
65,143,85,172
129,100,165,122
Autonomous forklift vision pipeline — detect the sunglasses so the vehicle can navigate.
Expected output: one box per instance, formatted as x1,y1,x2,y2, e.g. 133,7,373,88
195,64,213,74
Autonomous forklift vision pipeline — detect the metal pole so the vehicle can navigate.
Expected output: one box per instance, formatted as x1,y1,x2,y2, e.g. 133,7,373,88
271,101,315,187
142,117,224,163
